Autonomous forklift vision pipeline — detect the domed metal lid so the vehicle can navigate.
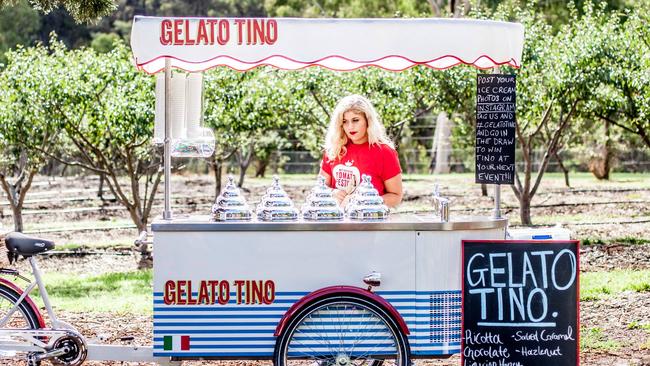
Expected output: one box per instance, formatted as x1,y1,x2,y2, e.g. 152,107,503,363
301,176,343,221
211,175,252,221
346,174,389,221
257,175,298,221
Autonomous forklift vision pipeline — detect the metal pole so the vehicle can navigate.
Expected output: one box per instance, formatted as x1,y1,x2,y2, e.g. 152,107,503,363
163,59,172,220
493,184,501,219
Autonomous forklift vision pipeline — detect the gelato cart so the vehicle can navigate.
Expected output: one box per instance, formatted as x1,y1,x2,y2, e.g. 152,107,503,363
130,16,524,365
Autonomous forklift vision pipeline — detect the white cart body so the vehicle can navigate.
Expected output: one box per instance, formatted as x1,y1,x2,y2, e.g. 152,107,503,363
152,215,506,358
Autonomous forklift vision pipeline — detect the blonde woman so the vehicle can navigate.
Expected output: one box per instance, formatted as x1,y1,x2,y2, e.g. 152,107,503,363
319,95,403,208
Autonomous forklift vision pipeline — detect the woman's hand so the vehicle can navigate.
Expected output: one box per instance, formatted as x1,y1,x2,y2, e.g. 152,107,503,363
332,189,348,205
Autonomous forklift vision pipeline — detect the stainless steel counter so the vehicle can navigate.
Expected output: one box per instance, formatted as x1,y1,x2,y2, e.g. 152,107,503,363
151,214,507,232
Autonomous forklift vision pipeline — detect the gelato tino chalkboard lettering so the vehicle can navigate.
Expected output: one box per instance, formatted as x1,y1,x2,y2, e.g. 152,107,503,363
462,240,580,366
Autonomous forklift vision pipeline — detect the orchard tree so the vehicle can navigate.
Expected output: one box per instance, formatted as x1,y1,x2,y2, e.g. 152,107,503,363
264,0,432,17
42,41,162,232
0,43,66,232
505,3,618,225
589,8,650,150
0,0,115,22
204,67,295,192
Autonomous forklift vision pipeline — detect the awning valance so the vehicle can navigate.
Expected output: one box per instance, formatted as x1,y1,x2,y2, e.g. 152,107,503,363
131,16,524,74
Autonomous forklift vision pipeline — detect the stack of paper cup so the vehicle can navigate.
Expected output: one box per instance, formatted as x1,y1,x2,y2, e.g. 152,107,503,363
185,73,203,139
154,71,208,147
170,73,187,139
153,73,165,144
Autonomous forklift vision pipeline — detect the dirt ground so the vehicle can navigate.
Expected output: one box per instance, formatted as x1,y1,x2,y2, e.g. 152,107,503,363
1,173,649,365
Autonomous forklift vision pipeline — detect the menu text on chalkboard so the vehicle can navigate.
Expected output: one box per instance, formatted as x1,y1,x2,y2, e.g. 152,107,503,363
462,240,580,366
475,74,516,185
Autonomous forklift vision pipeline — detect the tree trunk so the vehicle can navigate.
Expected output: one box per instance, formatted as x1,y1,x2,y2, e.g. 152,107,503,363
211,158,223,198
589,121,614,180
0,170,35,233
236,147,254,188
481,183,488,197
255,158,269,178
238,166,247,188
519,193,532,225
97,174,105,201
126,206,147,233
10,205,24,233
603,120,612,180
553,151,570,188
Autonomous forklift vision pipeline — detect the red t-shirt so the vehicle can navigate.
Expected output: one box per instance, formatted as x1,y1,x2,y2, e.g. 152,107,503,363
320,142,401,195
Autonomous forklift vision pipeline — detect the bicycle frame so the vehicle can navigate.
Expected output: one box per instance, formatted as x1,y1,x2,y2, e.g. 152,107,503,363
0,257,74,331
0,256,80,356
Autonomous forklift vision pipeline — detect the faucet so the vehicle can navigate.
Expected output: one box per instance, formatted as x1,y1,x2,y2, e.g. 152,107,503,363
432,184,449,222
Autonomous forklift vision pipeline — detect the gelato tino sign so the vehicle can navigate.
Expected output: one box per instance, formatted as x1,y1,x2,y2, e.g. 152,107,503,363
159,18,278,46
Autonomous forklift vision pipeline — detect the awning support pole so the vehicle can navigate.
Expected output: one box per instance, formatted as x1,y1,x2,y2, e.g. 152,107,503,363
163,59,172,220
493,184,501,219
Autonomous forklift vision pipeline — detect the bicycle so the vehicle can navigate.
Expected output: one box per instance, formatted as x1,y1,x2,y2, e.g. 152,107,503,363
0,232,87,366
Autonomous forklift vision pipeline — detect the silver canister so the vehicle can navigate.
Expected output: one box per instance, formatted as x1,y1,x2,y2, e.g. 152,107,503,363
346,175,389,221
256,176,299,221
301,176,344,221
211,175,253,221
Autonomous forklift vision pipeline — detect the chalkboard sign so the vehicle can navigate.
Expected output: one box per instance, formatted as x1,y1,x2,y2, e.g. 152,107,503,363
462,240,580,366
475,74,516,185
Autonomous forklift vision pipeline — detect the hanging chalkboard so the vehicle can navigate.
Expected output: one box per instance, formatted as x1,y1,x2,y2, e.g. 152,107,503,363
475,74,516,185
462,240,580,366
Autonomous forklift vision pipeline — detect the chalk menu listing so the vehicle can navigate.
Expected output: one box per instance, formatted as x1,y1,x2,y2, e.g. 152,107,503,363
462,240,580,366
475,74,516,185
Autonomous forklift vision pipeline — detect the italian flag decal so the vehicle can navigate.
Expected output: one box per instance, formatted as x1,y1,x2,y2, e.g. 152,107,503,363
163,335,190,351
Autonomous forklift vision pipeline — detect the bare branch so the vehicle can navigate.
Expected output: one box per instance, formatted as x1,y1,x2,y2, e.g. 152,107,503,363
512,170,523,201
17,171,35,209
309,89,331,121
597,114,636,134
530,99,555,138
530,100,579,197
25,143,110,175
143,170,163,221
0,175,16,210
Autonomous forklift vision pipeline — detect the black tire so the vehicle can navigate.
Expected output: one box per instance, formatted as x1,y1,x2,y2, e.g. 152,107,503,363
274,295,410,366
0,282,41,330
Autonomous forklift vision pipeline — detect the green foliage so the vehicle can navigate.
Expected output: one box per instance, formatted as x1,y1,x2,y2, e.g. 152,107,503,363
627,321,650,332
0,41,65,171
90,32,120,53
0,0,39,65
580,270,650,301
264,0,432,17
36,270,153,314
580,327,621,351
0,0,116,23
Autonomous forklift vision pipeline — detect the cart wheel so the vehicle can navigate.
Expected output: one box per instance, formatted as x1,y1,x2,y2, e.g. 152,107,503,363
274,295,410,366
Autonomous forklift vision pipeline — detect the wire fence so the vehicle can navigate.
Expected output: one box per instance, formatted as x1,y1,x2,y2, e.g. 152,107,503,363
263,147,650,174
37,146,650,177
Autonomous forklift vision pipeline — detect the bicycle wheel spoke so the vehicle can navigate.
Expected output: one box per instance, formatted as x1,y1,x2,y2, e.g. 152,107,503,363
282,299,405,366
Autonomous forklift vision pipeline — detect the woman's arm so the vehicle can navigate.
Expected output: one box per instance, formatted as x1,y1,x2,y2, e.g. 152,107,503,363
319,169,332,187
382,174,403,208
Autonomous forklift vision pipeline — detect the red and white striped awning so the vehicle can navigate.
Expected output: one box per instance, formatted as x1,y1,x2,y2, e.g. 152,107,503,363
131,16,524,74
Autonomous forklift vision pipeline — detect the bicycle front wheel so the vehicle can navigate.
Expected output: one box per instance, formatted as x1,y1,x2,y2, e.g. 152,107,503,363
0,282,41,330
274,295,410,366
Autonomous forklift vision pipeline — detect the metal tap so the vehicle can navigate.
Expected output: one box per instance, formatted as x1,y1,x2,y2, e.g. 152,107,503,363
432,184,449,222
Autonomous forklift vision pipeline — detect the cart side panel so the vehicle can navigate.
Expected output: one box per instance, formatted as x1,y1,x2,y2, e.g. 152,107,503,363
152,230,416,358
411,228,506,356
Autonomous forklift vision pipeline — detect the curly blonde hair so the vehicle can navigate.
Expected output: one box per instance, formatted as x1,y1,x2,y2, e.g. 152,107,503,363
324,95,394,161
